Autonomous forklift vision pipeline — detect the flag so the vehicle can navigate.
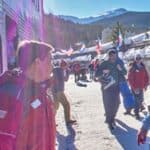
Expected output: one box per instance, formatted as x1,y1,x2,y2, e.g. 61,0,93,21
96,38,102,55
66,46,74,56
60,49,67,53
116,30,123,51
60,46,74,56
80,43,86,53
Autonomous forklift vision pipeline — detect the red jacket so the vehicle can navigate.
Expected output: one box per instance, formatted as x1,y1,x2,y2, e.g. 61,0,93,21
128,62,149,90
73,63,80,73
0,71,56,150
0,71,23,150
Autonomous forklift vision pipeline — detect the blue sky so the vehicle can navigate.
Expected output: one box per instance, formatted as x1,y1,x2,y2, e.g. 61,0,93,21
44,0,150,18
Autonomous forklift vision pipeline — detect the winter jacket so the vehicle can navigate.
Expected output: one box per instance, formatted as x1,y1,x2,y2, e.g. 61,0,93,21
73,63,81,73
142,115,150,130
0,71,23,150
0,70,56,150
128,62,149,90
95,59,126,84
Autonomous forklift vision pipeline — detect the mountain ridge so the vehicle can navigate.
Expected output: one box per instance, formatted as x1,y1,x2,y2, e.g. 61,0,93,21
43,8,150,48
58,8,128,24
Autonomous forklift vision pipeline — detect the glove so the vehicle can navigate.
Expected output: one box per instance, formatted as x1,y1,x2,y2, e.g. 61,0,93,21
137,129,148,145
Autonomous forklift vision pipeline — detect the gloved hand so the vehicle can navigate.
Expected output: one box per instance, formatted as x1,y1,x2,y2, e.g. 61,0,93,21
137,129,148,145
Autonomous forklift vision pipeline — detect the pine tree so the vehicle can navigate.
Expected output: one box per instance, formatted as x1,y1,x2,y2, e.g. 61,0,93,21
111,22,127,51
111,22,125,44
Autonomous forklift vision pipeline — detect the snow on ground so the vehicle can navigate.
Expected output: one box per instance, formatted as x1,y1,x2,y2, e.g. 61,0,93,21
55,75,150,150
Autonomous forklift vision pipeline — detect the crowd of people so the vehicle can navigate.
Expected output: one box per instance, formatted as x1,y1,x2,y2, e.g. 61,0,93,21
92,49,150,144
0,40,150,149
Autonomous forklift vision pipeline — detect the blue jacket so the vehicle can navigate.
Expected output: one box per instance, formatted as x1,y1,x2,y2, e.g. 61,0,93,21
142,115,150,130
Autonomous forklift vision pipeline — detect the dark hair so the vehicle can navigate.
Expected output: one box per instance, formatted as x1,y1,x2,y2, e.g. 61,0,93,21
135,56,142,60
60,60,67,67
135,54,142,61
16,40,53,71
108,49,116,56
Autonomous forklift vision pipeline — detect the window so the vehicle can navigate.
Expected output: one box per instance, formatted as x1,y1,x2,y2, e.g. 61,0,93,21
35,0,40,11
32,0,40,11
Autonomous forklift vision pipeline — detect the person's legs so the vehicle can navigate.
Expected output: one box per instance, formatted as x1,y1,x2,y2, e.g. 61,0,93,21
139,90,145,111
74,73,77,83
102,86,120,129
133,90,143,119
58,92,70,122
56,91,76,125
89,70,92,80
91,70,94,80
53,93,60,115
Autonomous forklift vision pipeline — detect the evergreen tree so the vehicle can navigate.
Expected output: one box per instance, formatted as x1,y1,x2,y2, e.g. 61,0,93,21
111,22,125,44
111,22,127,52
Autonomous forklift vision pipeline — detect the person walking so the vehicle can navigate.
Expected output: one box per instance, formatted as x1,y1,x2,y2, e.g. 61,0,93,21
95,50,126,130
53,60,76,126
88,61,95,80
117,57,135,115
128,54,149,119
72,62,81,83
0,40,56,150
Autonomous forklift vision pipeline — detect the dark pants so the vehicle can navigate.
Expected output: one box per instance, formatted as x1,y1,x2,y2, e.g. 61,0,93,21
74,72,80,83
132,89,144,115
101,85,120,124
89,70,94,80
